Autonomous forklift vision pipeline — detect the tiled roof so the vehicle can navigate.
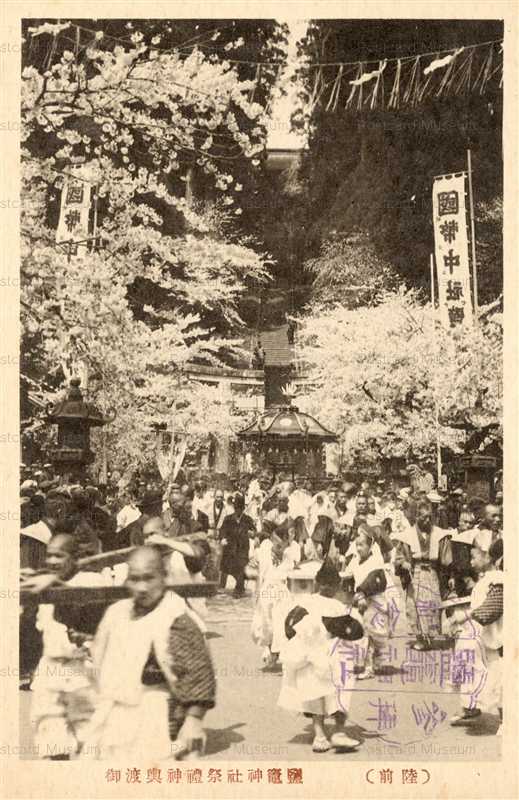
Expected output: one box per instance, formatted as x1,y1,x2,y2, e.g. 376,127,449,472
259,325,294,367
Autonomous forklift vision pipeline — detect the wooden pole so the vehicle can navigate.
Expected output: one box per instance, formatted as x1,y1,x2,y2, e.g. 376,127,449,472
99,370,108,485
99,427,108,485
79,181,97,389
467,149,479,324
185,166,194,206
430,252,437,310
430,254,442,488
92,184,99,251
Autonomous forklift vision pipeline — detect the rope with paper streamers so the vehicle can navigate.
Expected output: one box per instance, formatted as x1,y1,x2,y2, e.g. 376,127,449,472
301,40,502,113
25,22,503,112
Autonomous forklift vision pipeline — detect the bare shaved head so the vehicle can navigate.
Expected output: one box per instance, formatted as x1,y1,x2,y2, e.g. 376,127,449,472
127,545,166,575
126,545,167,611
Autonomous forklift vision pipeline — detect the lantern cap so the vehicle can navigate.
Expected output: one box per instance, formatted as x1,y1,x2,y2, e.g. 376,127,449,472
48,379,106,427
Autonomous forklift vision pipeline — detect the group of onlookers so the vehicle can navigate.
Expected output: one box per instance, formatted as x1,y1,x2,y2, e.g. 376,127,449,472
19,464,503,759
20,468,503,607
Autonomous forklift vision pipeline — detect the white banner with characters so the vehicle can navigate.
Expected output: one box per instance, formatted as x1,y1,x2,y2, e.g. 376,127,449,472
432,173,473,328
56,166,91,258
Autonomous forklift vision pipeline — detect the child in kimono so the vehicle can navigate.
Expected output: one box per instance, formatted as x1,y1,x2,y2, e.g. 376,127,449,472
449,539,503,733
344,526,390,680
277,561,364,753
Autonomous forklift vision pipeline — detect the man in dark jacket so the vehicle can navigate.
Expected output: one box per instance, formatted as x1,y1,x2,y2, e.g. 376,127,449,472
219,493,256,598
164,486,200,539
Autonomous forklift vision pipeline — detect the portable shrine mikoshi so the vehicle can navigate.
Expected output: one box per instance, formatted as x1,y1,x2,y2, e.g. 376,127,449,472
237,404,337,480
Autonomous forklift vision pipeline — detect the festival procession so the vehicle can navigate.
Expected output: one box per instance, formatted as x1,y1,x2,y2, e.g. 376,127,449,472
18,17,504,765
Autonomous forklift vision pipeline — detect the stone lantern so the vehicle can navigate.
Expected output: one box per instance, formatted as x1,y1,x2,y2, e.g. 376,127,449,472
47,378,106,483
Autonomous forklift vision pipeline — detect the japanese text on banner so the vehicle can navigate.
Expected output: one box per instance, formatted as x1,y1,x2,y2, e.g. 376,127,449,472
56,167,91,258
432,173,473,328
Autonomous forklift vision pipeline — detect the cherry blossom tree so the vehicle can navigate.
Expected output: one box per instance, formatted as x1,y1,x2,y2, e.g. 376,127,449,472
21,20,284,479
295,287,502,469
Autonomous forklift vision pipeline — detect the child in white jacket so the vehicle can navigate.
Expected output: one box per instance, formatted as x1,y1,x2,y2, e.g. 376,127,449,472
344,526,391,680
278,560,364,753
449,539,503,733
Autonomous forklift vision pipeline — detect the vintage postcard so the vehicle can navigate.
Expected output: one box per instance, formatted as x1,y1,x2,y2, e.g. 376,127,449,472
0,1,517,798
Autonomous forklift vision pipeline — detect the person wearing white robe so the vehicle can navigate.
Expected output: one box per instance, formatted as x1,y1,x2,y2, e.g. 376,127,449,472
26,534,109,759
288,486,312,545
277,561,363,753
344,527,393,679
83,546,215,761
251,531,299,667
448,540,503,732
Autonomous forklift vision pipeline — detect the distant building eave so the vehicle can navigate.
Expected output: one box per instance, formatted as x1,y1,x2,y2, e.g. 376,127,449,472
265,147,304,172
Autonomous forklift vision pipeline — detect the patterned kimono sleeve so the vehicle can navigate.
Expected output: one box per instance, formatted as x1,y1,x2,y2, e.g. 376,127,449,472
168,612,216,741
471,584,503,626
169,613,216,710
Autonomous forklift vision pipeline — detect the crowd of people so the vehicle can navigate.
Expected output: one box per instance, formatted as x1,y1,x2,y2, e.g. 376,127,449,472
19,462,504,759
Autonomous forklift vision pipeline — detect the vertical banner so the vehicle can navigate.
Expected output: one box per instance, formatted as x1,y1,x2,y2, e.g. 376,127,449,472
56,167,91,257
432,172,473,328
172,435,187,482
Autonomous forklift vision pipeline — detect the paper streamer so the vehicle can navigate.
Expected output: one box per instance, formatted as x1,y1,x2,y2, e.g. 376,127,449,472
388,59,402,109
349,59,387,86
424,47,464,76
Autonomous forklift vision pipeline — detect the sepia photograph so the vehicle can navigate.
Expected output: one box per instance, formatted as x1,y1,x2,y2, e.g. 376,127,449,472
2,3,516,797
